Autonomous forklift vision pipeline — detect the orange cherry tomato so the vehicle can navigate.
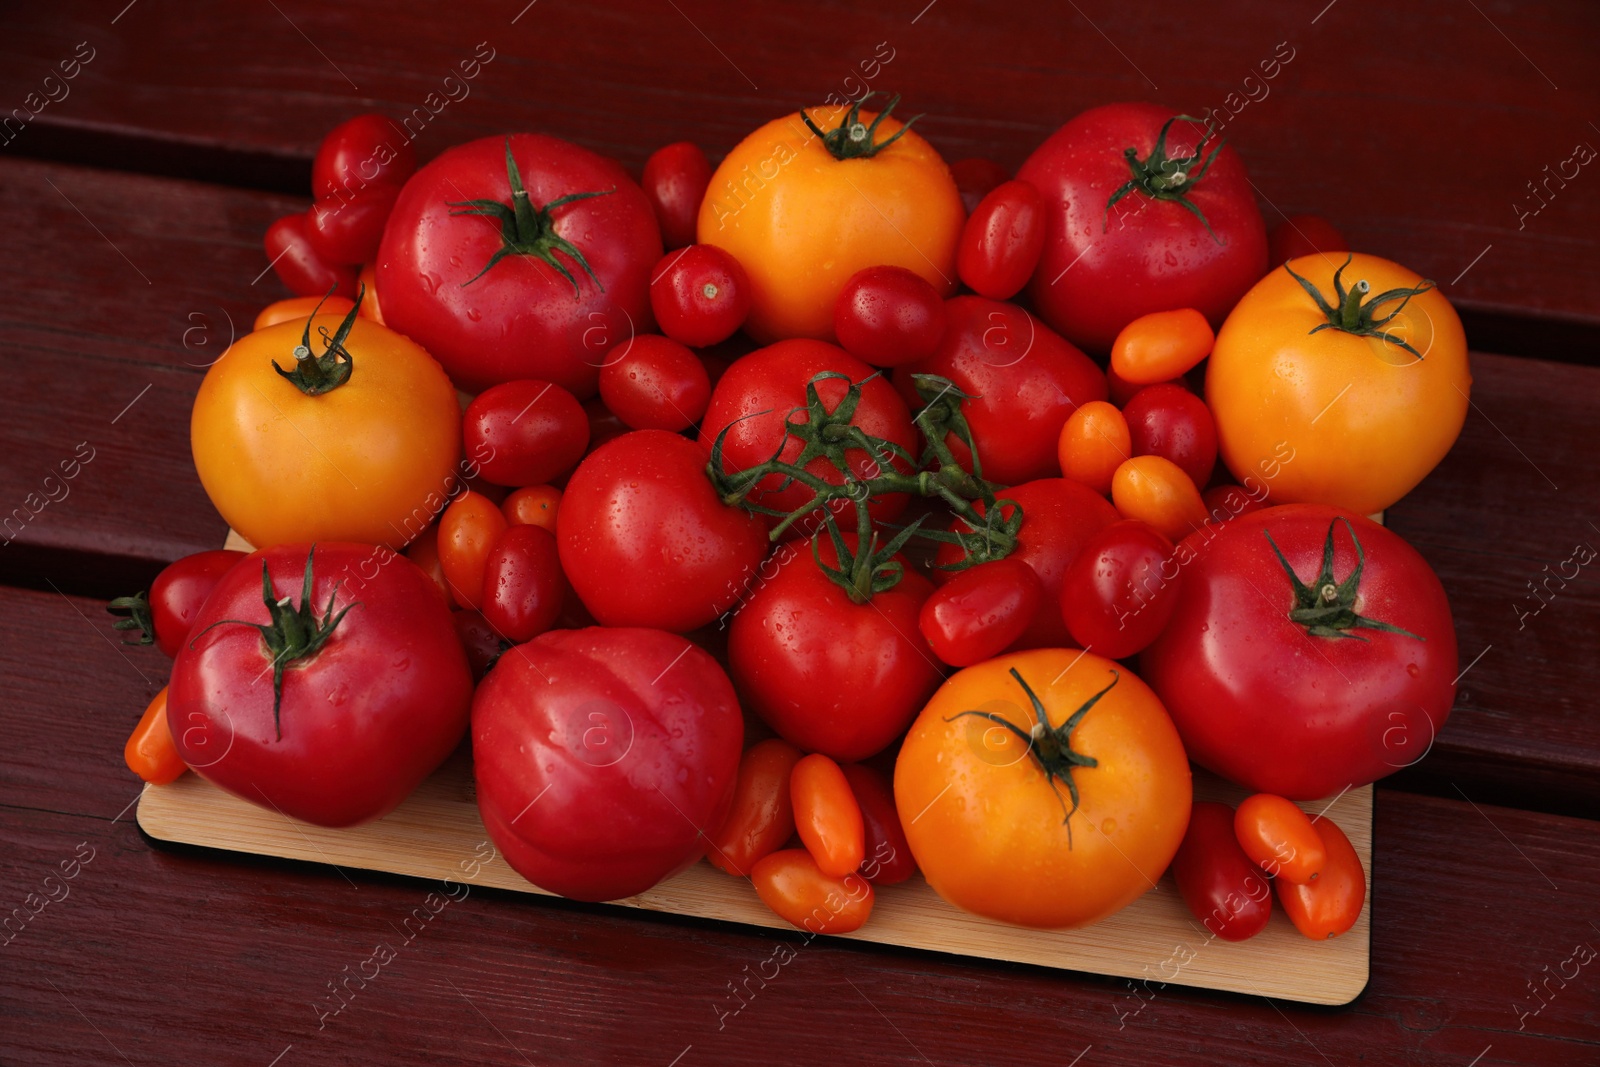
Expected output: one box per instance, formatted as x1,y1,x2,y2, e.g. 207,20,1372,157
253,295,357,331
1057,400,1131,496
708,739,805,877
357,263,385,323
438,491,508,610
501,485,562,534
404,524,451,606
790,754,865,878
751,849,875,934
1111,455,1208,542
1110,308,1214,386
1276,816,1366,939
1235,794,1326,885
125,686,186,785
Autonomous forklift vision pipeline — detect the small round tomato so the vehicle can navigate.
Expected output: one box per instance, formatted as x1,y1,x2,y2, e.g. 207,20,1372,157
1236,794,1326,885
453,609,509,683
949,157,1010,215
481,524,567,643
254,295,357,331
1172,802,1273,942
264,213,358,299
501,485,561,532
1270,214,1348,267
1122,384,1217,489
642,141,713,250
1277,816,1365,939
833,265,947,367
707,739,805,877
918,558,1043,667
598,334,711,431
650,245,751,348
465,379,590,488
438,491,509,610
1060,520,1178,659
839,763,916,885
109,549,248,657
958,179,1045,300
1057,400,1131,496
306,185,399,267
791,754,865,878
1110,308,1213,386
312,113,415,199
751,849,875,934
1111,456,1207,543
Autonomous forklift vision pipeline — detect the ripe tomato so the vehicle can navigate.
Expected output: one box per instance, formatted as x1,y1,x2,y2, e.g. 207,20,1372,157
453,609,509,683
473,627,744,901
958,179,1045,300
1057,400,1131,496
707,739,805,877
125,686,185,786
1277,816,1366,939
918,558,1043,667
1142,506,1458,798
751,850,875,934
1235,794,1326,885
403,524,450,605
558,430,769,632
1111,456,1207,543
839,763,916,885
642,141,712,250
377,134,662,396
357,263,384,323
306,185,400,267
1060,520,1178,659
1171,802,1273,942
264,213,358,299
895,296,1107,486
464,379,589,487
597,334,711,431
254,295,357,331
481,524,566,643
1122,384,1218,489
501,484,561,532
698,98,963,342
312,113,415,199
1020,104,1268,353
1208,253,1470,514
791,754,865,878
649,244,751,348
1202,483,1267,525
1270,214,1348,267
583,395,630,452
1110,308,1213,385
833,265,947,368
896,649,1191,928
109,549,247,657
191,303,460,551
949,157,1010,215
169,543,472,826
438,491,507,610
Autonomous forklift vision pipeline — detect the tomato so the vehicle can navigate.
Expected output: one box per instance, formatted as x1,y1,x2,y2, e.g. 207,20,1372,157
1142,506,1458,798
1057,400,1131,496
642,141,712,250
597,334,711,431
649,244,751,348
791,754,865,878
895,297,1107,486
751,850,875,935
934,478,1121,648
1111,308,1213,385
1106,362,1171,407
558,430,769,632
918,558,1043,667
1202,484,1267,525
125,687,186,786
191,302,460,551
1020,104,1268,353
480,524,566,643
834,265,947,367
464,379,589,487
170,543,472,826
1171,802,1273,942
1111,456,1207,543
698,98,962,342
1277,816,1366,939
473,627,743,901
1208,253,1469,515
403,525,450,605
1060,520,1178,659
264,213,358,299
949,157,1010,215
378,133,662,396
312,113,415,199
583,396,630,452
958,179,1045,300
306,185,400,266
896,649,1191,928
108,549,247,657
1122,384,1217,489
1270,214,1348,267
501,484,561,532
1235,794,1325,885
707,739,805,877
453,609,509,683
839,762,916,885
357,263,384,323
438,491,508,610
254,295,357,331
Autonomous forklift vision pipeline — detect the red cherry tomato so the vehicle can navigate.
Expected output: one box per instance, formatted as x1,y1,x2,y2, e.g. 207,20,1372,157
403,525,450,606
438,491,509,610
833,265,948,367
1122,383,1218,489
1235,794,1326,885
312,113,416,199
918,557,1043,667
949,157,1010,216
453,609,509,683
305,185,400,267
1269,214,1349,267
1277,816,1366,939
142,550,249,658
501,485,561,533
480,524,567,643
650,244,751,348
752,849,875,934
839,763,915,885
958,179,1045,300
791,754,865,878
642,141,713,250
598,334,711,431
464,379,590,487
264,213,358,299
1060,519,1178,659
1172,802,1274,941
707,739,805,877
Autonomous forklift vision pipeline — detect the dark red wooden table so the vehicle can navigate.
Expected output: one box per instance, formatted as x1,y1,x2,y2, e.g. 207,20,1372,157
4,3,1598,1064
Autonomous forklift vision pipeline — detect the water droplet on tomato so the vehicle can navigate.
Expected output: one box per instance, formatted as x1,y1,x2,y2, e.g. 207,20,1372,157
465,307,482,322
1101,817,1117,835
1406,663,1420,677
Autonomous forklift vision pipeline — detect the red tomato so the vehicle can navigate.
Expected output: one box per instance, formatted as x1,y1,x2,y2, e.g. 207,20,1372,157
918,558,1043,667
1277,816,1365,939
264,213,358,299
839,763,915,885
473,627,744,901
707,739,805,877
377,134,661,396
438,491,509,610
1020,104,1268,353
650,244,751,348
305,185,399,266
1142,506,1458,798
958,179,1046,300
833,265,948,367
597,334,710,431
312,113,415,199
896,296,1107,486
1171,802,1273,942
1122,384,1218,489
453,609,509,683
1269,214,1348,267
949,157,1010,215
1202,484,1268,524
558,430,770,632
582,396,630,452
502,484,562,532
1235,794,1326,885
481,524,567,643
791,754,865,878
169,544,471,826
752,849,875,934
642,141,712,250
1060,520,1178,659
464,379,590,487
110,549,247,657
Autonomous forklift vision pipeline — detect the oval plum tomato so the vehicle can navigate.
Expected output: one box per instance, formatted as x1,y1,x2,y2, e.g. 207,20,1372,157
1208,253,1469,515
698,96,962,342
958,179,1045,300
650,244,751,348
949,157,1010,215
1270,214,1348,267
751,849,875,934
833,265,947,367
1057,400,1131,496
1020,104,1268,353
473,627,744,901
501,484,561,532
839,763,916,885
403,525,450,605
642,141,712,250
191,301,460,551
598,334,710,431
465,379,589,487
264,213,358,299
919,558,1043,667
728,534,943,762
254,295,357,331
453,609,509,683
896,648,1191,928
1142,506,1458,798
1235,794,1326,885
895,296,1107,486
707,739,805,877
1060,520,1178,659
1277,816,1366,939
306,184,400,267
481,524,567,643
108,549,247,657
934,478,1120,648
1110,456,1207,543
438,491,508,610
1171,802,1273,942
169,543,472,826
558,430,769,632
312,113,415,199
378,133,662,396
125,686,185,786
1122,383,1218,489
791,754,865,878
1111,308,1214,386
